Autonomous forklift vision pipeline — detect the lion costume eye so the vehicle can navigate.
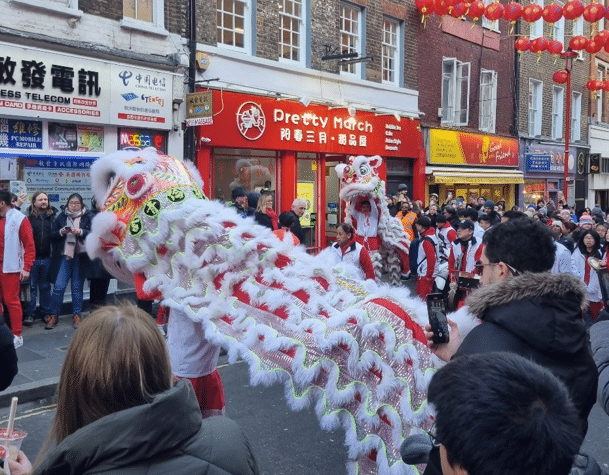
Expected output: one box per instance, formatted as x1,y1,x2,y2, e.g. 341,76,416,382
125,172,152,199
359,165,370,176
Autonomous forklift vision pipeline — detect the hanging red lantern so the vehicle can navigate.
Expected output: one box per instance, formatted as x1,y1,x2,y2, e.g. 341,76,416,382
584,2,605,23
595,80,605,90
586,39,603,54
531,37,549,52
547,40,564,55
587,79,600,91
435,0,451,16
596,30,609,45
522,3,543,22
503,2,523,22
484,2,504,21
515,37,532,52
553,70,568,84
467,0,487,20
569,35,589,50
563,0,585,19
450,2,468,18
416,0,435,16
542,3,564,24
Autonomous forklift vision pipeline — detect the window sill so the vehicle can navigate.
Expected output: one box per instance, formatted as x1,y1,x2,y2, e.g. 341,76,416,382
11,0,83,18
120,19,168,37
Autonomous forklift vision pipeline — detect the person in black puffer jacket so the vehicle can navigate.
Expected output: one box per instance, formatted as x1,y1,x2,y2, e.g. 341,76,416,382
8,304,259,475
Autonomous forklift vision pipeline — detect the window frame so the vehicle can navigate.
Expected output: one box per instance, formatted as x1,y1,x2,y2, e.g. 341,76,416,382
571,91,582,141
339,2,364,78
442,57,471,126
552,1,565,43
551,85,564,140
382,16,402,87
573,18,585,60
216,0,252,53
121,0,167,36
278,0,307,65
479,69,497,133
11,0,82,17
529,0,544,40
528,79,543,137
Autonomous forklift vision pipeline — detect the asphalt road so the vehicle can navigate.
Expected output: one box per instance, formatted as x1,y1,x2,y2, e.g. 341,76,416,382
1,359,608,475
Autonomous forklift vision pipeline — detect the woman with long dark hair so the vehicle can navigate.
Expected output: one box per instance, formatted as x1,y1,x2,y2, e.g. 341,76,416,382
572,229,603,325
46,193,91,330
8,304,259,475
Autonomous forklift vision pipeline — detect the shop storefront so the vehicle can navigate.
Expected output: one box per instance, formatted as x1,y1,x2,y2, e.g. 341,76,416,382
0,42,181,207
194,89,425,251
520,139,578,208
425,129,522,208
588,124,609,210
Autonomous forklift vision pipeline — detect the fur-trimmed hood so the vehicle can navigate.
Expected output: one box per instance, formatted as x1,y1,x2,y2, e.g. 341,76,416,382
465,272,590,354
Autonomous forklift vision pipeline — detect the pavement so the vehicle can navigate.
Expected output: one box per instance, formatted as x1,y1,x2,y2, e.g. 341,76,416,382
0,276,418,408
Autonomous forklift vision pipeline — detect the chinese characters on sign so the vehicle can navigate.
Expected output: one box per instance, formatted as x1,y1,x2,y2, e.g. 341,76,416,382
0,118,42,149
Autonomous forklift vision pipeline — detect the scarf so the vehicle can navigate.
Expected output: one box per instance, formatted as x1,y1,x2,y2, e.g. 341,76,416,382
63,207,85,259
266,208,279,231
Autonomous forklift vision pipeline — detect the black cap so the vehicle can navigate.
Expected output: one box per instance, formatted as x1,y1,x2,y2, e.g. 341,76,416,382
232,187,246,199
416,216,431,228
457,220,475,230
398,184,408,192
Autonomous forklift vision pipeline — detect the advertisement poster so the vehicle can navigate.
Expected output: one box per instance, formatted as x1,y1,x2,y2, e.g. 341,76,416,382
296,181,315,227
48,123,104,152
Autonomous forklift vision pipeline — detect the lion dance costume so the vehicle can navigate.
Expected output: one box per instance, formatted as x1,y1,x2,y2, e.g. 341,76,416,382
87,149,438,475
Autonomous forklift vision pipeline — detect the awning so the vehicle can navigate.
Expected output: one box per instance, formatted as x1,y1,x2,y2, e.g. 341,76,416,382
426,167,525,185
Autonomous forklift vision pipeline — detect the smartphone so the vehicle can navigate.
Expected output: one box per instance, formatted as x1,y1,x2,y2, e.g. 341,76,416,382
427,293,449,344
63,226,71,232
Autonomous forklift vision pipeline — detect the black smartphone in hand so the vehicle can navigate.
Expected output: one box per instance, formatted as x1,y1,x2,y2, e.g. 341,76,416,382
427,293,449,344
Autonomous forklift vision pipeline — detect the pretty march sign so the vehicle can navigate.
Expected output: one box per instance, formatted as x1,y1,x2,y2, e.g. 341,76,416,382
197,90,421,158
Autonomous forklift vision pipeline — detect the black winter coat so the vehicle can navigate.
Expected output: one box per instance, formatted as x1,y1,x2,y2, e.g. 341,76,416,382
424,272,598,475
49,209,92,284
288,210,305,245
28,208,57,259
0,321,17,391
254,211,274,230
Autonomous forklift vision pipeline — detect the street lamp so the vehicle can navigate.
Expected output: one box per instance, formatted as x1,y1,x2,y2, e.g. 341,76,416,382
560,48,578,203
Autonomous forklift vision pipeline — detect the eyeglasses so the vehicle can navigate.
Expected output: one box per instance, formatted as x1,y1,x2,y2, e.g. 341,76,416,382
428,423,441,448
475,260,520,277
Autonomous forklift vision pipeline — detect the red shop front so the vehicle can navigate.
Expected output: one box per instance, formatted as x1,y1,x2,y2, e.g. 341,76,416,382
195,89,425,252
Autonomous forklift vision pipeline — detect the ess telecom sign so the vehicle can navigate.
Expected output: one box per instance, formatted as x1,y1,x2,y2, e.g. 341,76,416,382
0,43,173,129
197,90,422,158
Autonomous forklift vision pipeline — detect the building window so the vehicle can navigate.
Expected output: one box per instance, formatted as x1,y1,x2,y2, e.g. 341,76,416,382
601,156,609,173
552,86,564,139
479,69,497,133
123,0,163,27
11,0,81,16
572,91,582,141
382,17,401,86
573,18,584,59
442,58,470,126
529,0,544,39
279,0,305,63
597,65,606,122
552,2,565,43
481,0,500,31
340,3,363,76
528,79,543,137
217,0,250,51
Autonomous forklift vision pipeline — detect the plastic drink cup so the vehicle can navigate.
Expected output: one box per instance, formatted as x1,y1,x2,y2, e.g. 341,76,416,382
0,427,27,461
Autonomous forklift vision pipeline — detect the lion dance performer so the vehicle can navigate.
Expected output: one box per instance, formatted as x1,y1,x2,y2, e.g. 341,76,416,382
87,149,469,475
335,155,411,286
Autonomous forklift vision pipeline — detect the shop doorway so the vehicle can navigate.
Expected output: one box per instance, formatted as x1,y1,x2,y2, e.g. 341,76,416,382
324,156,347,246
296,153,323,252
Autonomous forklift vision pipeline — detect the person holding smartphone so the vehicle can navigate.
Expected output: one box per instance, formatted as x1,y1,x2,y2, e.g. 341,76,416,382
46,194,92,330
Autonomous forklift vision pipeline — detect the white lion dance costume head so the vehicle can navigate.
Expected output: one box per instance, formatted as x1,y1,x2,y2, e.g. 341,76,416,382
87,148,437,475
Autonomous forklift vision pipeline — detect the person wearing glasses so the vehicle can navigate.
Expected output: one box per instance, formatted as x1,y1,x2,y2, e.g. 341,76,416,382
423,218,597,475
425,353,584,475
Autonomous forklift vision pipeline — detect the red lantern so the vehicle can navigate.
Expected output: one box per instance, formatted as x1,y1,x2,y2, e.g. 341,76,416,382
605,41,609,53
435,0,451,15
467,0,486,20
596,80,605,90
586,39,603,54
450,2,468,18
484,2,504,21
584,2,605,23
542,3,564,24
596,30,609,45
547,40,564,55
503,2,523,22
563,0,585,19
531,37,549,52
587,79,600,91
522,3,543,23
515,37,532,52
416,0,435,16
569,35,589,50
553,70,568,84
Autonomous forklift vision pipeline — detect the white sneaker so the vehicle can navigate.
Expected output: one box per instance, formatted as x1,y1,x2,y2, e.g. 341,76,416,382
13,335,23,349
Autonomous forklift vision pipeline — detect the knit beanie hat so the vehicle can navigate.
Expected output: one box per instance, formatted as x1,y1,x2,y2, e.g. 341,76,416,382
579,213,594,227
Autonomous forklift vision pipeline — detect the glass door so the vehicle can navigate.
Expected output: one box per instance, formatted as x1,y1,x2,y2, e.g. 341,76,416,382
324,155,347,246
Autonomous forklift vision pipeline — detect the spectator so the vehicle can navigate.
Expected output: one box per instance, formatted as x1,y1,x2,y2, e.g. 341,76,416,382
231,187,252,218
24,191,56,327
287,198,306,245
462,208,484,240
385,195,398,217
254,193,278,230
447,220,483,309
591,312,609,416
328,223,375,281
426,203,439,227
424,218,597,475
414,217,438,299
47,193,92,330
8,304,259,475
0,319,17,390
0,190,35,348
478,213,492,232
561,220,578,253
549,219,572,275
396,201,417,242
427,353,583,475
442,206,459,230
482,200,501,225
597,221,608,248
571,229,603,325
272,211,300,246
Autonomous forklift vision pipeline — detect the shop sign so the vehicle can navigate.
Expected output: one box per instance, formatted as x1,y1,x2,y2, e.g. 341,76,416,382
118,128,167,153
526,142,574,174
10,154,97,205
0,43,173,129
525,153,552,171
429,129,518,167
296,181,315,226
48,122,104,152
196,90,421,158
590,153,601,174
0,118,42,149
186,91,212,119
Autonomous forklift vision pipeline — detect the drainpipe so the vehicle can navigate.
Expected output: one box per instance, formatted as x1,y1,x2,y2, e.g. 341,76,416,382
184,0,197,162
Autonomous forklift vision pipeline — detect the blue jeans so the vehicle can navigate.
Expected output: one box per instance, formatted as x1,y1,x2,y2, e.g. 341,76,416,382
26,258,52,318
51,255,85,316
